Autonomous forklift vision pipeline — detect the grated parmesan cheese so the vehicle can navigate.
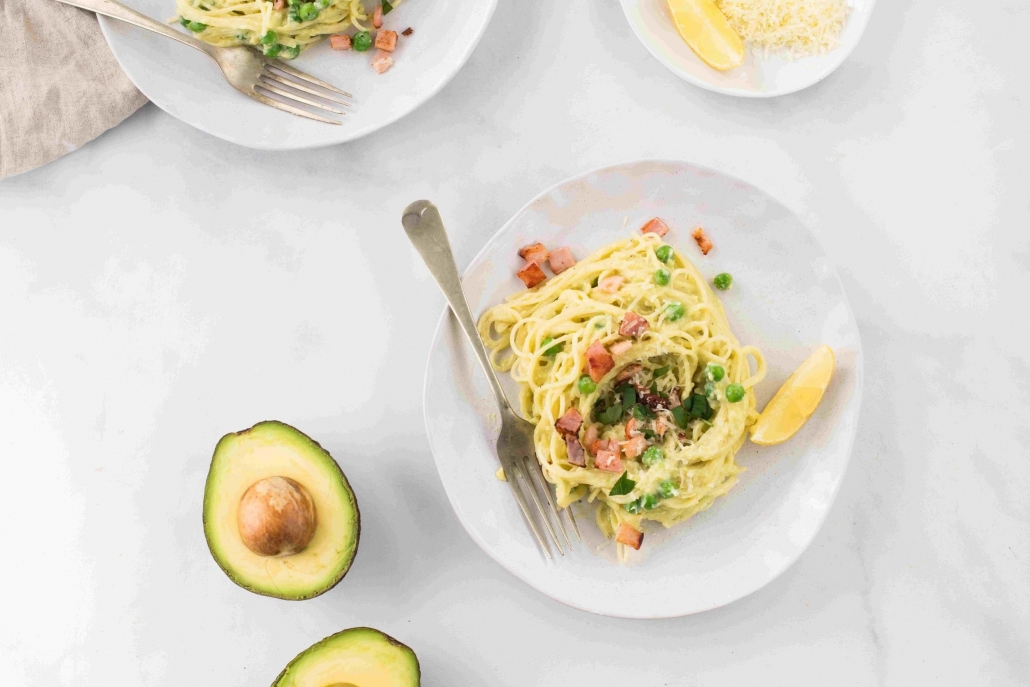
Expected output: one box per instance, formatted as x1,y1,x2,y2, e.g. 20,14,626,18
713,0,850,58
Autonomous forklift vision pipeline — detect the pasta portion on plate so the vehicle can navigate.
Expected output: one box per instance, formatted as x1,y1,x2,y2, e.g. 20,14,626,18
478,225,765,553
175,0,401,58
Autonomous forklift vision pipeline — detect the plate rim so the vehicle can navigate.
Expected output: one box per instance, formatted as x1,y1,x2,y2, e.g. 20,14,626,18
97,0,498,150
421,158,864,618
617,0,879,98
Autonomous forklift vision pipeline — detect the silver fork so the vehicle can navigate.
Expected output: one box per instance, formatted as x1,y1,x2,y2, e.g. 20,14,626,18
54,0,352,124
401,200,582,559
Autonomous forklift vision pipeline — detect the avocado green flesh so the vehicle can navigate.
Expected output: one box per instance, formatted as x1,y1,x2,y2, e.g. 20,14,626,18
273,627,420,687
203,421,359,600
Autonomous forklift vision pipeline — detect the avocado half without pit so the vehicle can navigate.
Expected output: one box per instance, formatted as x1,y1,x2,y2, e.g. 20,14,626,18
273,627,420,687
203,421,359,600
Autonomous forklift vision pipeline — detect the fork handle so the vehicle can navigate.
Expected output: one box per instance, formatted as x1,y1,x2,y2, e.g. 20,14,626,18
53,0,214,55
401,201,515,415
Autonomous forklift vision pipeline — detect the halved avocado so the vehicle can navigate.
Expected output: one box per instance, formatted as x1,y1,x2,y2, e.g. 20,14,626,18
273,628,420,687
203,421,359,600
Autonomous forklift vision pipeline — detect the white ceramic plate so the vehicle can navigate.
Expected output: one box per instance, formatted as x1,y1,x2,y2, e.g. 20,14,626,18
99,0,496,149
619,0,877,97
423,160,863,618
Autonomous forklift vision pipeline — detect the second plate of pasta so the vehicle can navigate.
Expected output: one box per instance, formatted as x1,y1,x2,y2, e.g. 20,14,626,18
422,160,863,618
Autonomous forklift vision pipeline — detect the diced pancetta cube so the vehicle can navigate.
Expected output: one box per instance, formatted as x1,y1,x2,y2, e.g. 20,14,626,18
565,436,586,467
585,341,614,383
516,262,546,288
615,364,642,383
371,50,394,74
548,246,576,274
518,243,549,265
594,450,623,473
583,423,599,450
609,340,632,356
616,523,644,550
329,34,351,50
597,276,624,293
619,311,649,338
669,388,682,408
555,408,583,436
640,218,670,237
624,417,640,439
375,29,398,51
623,435,648,459
692,226,713,255
373,4,383,27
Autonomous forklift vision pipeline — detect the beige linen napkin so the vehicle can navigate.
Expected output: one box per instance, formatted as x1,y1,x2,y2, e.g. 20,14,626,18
0,0,147,180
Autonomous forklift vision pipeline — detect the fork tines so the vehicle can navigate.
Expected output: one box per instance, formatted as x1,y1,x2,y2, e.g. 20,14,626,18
507,456,581,559
253,60,354,125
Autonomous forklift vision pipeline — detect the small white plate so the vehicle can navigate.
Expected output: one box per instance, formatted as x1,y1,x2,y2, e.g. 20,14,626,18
422,160,863,618
99,0,496,149
619,0,877,97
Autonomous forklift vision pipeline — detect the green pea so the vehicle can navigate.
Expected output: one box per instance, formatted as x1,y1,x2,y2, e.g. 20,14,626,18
288,7,301,21
704,380,717,399
352,30,372,51
260,30,278,45
713,272,733,290
286,0,300,5
280,45,301,59
641,446,664,467
263,43,282,57
658,479,678,498
541,337,563,357
298,2,319,20
594,319,605,329
665,302,685,321
178,16,190,27
725,383,745,403
654,268,671,286
706,363,725,382
624,498,643,514
577,376,597,394
656,245,673,263
315,0,331,7
642,493,660,510
187,20,207,31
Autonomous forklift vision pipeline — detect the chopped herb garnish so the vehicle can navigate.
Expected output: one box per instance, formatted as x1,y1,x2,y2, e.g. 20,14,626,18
620,384,637,408
591,277,599,288
649,381,658,396
597,403,623,425
688,393,712,420
629,403,655,421
382,0,394,13
671,404,689,429
652,365,670,380
609,471,636,496
641,429,656,440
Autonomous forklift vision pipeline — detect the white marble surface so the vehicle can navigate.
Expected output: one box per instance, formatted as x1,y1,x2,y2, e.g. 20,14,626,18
1,0,1027,684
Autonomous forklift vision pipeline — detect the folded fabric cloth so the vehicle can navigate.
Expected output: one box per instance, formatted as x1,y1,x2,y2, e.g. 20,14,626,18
0,0,147,180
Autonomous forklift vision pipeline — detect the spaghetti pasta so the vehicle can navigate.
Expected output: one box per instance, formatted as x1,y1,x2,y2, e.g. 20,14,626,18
175,0,401,56
478,233,765,550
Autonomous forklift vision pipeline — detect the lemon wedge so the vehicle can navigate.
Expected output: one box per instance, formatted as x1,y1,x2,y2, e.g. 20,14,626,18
750,345,835,445
667,0,745,71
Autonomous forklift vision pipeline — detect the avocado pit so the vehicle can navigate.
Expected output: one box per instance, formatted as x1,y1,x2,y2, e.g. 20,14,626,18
238,476,317,557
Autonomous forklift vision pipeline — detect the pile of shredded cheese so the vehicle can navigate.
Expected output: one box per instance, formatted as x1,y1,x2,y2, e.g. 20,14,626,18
713,0,850,58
